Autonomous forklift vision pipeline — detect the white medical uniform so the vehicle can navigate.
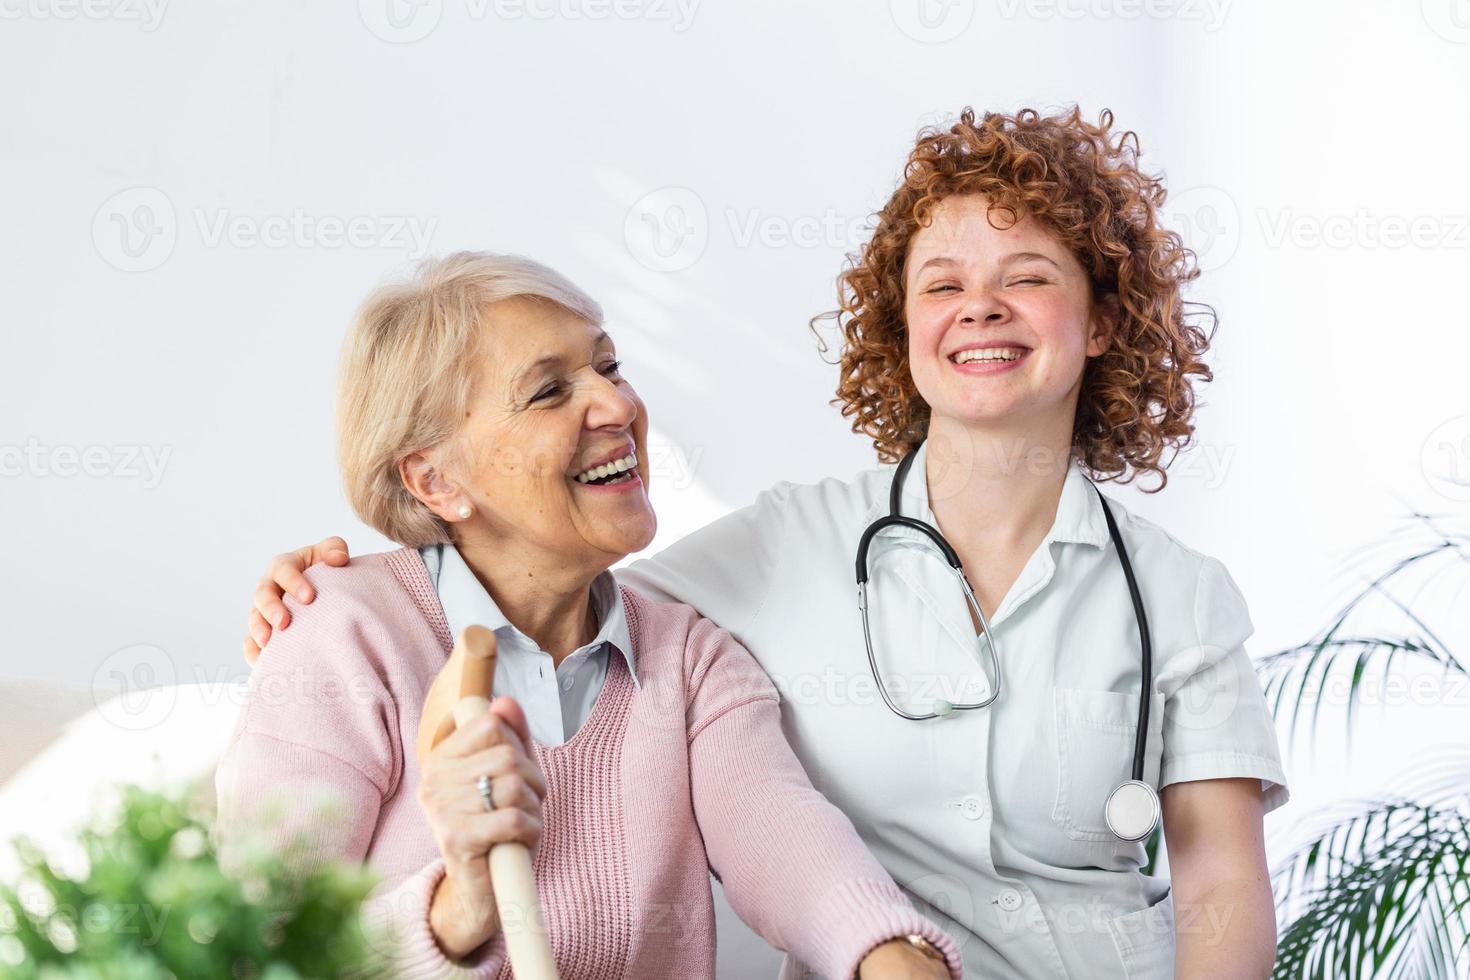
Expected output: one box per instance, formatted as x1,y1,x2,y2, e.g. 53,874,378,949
617,441,1288,979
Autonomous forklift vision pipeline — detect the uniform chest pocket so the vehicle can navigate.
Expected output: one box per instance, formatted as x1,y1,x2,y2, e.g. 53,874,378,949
1052,687,1143,842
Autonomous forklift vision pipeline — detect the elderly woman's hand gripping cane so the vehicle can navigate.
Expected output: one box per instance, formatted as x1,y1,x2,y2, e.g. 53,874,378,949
415,625,559,978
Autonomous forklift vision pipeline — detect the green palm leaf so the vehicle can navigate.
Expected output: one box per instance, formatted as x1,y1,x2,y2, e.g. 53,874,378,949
1271,799,1470,979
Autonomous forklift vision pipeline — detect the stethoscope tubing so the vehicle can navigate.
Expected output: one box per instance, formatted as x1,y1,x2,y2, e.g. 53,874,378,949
1094,484,1153,783
854,440,1155,787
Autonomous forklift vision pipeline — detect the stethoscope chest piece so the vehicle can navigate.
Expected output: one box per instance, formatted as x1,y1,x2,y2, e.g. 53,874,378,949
1104,779,1160,842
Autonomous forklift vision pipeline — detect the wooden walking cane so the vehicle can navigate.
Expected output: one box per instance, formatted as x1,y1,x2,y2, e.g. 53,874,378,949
415,625,559,979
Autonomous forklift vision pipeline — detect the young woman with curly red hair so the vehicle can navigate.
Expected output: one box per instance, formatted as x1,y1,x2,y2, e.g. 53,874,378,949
242,106,1287,978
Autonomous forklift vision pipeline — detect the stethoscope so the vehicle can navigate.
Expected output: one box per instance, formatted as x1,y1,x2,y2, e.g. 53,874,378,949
854,440,1160,843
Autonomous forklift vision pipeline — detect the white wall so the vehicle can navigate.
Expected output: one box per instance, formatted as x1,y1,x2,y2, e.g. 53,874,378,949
3,0,1468,973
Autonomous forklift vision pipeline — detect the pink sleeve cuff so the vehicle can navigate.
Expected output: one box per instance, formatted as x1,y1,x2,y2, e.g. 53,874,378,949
803,877,964,980
361,860,508,979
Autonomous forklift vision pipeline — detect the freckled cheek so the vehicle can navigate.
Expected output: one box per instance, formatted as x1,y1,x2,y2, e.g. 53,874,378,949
1024,296,1089,345
904,312,950,374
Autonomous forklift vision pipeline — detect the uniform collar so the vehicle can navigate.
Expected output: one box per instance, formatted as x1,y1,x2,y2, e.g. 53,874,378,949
421,542,639,687
887,439,1112,550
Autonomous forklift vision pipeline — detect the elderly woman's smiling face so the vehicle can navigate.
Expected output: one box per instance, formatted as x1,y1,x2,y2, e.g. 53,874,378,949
429,296,655,568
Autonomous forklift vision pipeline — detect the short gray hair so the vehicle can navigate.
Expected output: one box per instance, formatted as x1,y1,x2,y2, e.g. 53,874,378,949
336,251,603,545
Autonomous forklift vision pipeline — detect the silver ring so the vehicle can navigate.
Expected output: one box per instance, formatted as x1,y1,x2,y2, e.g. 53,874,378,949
476,773,495,811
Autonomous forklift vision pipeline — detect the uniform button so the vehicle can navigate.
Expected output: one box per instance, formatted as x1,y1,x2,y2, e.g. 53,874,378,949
560,676,574,692
995,888,1023,912
959,794,986,820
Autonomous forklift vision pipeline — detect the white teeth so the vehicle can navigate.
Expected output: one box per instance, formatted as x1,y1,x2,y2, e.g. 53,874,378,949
953,347,1026,365
574,451,638,484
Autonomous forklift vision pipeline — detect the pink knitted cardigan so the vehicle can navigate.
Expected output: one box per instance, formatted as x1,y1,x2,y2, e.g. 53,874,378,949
215,549,962,979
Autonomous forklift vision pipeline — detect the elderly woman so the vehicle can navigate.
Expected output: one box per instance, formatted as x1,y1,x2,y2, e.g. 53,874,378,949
213,252,961,979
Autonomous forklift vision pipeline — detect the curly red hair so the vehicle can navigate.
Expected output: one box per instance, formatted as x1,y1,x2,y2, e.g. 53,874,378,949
814,105,1216,491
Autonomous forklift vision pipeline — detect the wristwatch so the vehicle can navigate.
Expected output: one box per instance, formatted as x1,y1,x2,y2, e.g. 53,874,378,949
904,933,947,964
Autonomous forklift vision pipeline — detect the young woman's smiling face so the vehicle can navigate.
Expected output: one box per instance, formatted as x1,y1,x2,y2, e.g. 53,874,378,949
442,296,656,568
904,194,1112,434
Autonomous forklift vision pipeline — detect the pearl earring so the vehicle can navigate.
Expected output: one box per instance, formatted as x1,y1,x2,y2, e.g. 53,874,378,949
457,504,472,519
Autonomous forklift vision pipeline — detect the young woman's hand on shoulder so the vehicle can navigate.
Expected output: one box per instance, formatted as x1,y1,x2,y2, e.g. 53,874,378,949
243,536,351,663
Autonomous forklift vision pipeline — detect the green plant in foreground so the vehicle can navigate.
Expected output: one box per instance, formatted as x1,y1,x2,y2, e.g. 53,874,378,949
0,783,394,980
